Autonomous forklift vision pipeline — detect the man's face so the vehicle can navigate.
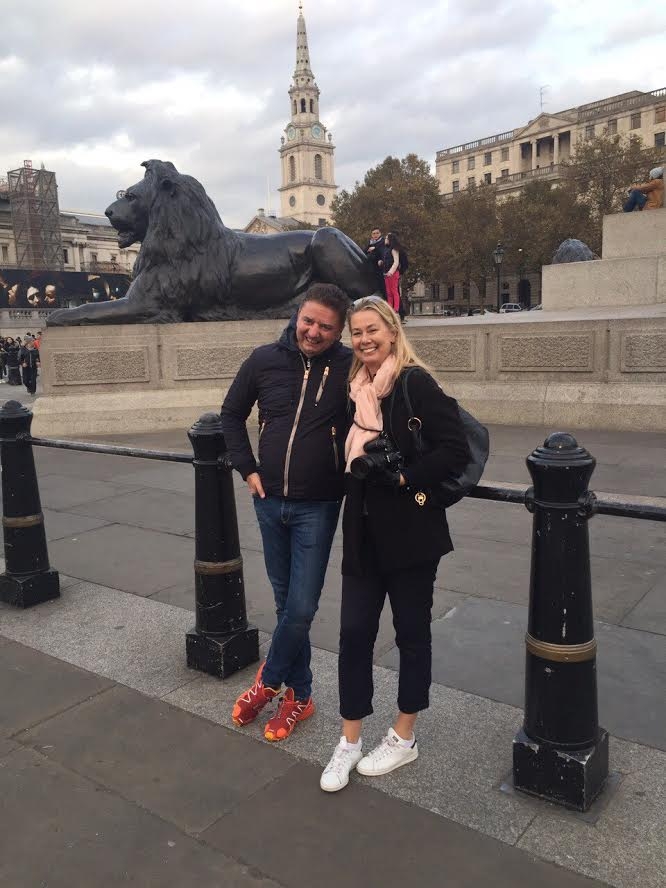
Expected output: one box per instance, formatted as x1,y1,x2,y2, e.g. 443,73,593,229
295,301,343,358
371,229,381,241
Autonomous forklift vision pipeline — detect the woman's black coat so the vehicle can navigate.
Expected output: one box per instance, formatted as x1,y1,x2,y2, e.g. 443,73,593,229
342,367,471,575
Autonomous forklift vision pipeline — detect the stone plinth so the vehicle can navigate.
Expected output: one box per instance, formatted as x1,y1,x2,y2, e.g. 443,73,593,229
603,207,666,259
542,208,666,311
29,307,666,436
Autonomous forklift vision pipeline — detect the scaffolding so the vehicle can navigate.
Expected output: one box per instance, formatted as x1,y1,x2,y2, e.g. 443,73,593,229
8,160,64,270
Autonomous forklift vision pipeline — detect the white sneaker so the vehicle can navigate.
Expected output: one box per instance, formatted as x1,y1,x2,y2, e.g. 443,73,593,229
320,738,363,792
356,728,418,777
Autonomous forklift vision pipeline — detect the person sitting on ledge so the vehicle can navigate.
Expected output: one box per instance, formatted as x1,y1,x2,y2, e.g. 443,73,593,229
623,166,664,212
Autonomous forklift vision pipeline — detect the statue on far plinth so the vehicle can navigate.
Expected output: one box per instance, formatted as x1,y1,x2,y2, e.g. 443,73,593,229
47,160,379,326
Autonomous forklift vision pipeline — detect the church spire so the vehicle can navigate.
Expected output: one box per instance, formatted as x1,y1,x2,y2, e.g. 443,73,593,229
294,3,315,84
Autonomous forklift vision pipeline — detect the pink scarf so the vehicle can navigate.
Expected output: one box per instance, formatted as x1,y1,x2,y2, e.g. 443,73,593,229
345,354,398,471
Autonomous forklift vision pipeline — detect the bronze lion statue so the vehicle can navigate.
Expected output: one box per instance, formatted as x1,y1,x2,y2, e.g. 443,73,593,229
47,160,380,326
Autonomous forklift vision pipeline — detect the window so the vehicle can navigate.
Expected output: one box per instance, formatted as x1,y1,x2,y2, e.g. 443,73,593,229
656,107,666,124
1,245,8,262
452,160,459,173
289,195,296,207
90,252,98,263
300,98,306,113
430,283,440,300
467,156,475,170
452,180,459,192
468,176,476,187
630,112,641,129
585,124,595,139
318,218,326,226
314,154,322,179
289,155,296,182
501,168,509,178
316,194,326,206
310,99,314,113
656,132,665,148
501,147,509,161
483,172,492,185
62,247,69,264
484,152,492,165
293,100,297,115
447,284,455,301
607,118,617,135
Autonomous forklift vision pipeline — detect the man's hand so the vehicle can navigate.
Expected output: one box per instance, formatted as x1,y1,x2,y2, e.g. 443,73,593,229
247,472,266,498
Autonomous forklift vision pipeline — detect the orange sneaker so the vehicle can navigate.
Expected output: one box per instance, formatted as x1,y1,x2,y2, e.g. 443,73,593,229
232,662,279,726
264,688,315,741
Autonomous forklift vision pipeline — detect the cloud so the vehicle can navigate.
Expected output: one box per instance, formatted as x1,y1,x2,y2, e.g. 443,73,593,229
2,0,665,227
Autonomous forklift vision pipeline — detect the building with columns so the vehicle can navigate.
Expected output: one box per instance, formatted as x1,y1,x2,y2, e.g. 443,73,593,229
278,3,336,226
436,87,666,200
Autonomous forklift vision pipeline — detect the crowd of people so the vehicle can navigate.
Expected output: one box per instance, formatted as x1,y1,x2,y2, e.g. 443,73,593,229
0,332,41,394
221,281,470,793
364,227,409,321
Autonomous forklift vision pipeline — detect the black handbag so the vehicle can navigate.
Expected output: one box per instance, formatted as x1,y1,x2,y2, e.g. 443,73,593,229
399,367,490,507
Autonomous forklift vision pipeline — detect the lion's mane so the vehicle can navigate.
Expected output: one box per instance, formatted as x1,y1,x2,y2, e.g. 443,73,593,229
133,160,238,321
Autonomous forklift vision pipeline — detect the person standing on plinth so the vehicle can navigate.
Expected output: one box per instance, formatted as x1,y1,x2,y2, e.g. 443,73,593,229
221,283,352,741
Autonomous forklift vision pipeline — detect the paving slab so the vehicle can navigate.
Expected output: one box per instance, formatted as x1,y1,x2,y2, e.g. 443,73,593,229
0,747,280,888
42,507,112,541
111,463,196,494
19,684,296,834
47,523,194,594
621,578,666,635
35,473,144,510
200,760,608,888
378,597,666,751
0,738,18,757
0,640,113,738
67,487,196,536
0,583,196,697
518,740,666,888
35,446,157,482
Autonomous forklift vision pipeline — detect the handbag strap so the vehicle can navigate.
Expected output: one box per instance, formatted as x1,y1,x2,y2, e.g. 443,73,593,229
400,366,425,457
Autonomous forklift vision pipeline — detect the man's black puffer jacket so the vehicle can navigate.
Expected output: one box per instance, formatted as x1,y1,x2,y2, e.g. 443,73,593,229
221,319,352,501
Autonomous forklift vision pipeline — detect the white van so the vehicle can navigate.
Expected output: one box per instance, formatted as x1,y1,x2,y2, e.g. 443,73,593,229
499,303,522,314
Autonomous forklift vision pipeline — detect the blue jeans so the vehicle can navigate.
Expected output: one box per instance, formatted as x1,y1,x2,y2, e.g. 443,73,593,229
623,189,648,212
253,496,341,699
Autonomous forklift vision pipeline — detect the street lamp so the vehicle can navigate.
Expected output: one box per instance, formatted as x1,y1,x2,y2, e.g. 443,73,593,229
493,242,505,312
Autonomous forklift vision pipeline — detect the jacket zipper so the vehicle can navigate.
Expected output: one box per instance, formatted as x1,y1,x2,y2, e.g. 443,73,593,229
258,420,266,441
283,355,310,496
315,364,330,405
331,426,339,472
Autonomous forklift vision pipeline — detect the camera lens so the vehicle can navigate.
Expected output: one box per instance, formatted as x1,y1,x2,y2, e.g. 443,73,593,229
350,455,373,480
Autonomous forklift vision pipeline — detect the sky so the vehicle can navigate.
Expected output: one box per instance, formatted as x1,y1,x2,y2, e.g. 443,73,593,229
2,0,665,228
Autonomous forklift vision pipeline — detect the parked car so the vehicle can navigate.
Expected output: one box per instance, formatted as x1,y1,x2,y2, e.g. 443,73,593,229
499,303,522,314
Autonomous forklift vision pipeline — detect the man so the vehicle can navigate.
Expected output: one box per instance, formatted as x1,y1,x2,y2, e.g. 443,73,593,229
20,337,40,395
365,227,387,298
623,167,664,212
221,283,352,741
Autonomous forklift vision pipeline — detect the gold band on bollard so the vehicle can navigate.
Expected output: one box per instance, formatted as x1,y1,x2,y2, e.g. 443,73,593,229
2,513,43,529
525,633,597,663
194,556,243,576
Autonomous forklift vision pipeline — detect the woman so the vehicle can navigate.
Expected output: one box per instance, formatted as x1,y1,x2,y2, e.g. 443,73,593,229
320,296,470,792
382,232,402,314
4,337,22,386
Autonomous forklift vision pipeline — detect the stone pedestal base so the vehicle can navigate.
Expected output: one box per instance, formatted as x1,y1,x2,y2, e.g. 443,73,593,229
0,569,60,608
186,625,259,679
512,727,609,812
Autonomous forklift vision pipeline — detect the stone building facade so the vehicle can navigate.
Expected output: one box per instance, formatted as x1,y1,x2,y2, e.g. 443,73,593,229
436,87,666,199
278,4,336,226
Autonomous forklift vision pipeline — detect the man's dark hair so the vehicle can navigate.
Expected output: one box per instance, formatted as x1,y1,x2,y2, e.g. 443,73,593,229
299,283,350,327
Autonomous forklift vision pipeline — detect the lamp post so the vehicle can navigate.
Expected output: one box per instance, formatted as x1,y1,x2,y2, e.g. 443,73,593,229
493,242,505,312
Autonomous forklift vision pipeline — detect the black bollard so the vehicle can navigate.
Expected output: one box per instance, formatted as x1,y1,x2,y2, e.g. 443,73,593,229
0,401,60,607
513,432,608,811
185,413,259,678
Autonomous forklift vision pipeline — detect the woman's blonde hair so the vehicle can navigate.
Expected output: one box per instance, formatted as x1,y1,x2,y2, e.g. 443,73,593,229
347,296,431,382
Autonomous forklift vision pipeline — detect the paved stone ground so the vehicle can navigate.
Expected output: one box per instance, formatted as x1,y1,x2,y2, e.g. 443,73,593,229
0,397,664,886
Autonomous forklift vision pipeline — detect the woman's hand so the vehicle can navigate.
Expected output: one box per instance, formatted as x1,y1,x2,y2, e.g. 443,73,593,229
246,472,265,499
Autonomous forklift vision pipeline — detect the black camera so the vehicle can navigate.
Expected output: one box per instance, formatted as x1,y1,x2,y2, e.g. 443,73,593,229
350,433,403,481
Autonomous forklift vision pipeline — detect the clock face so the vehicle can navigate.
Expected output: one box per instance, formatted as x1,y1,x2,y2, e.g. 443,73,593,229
311,125,323,139
287,126,296,141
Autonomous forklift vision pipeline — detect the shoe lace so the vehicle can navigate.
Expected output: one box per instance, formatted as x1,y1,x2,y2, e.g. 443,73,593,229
325,744,357,776
372,734,401,762
238,680,263,705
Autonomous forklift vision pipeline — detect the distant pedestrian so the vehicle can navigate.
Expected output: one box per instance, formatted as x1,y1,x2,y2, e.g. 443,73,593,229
382,232,402,315
365,227,387,298
4,337,22,385
20,338,40,394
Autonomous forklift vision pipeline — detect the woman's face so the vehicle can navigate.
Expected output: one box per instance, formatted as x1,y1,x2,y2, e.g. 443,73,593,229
350,309,397,374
